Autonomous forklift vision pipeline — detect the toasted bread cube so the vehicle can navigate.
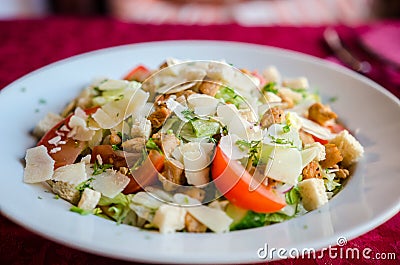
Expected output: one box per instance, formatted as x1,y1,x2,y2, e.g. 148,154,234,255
152,204,186,234
298,178,328,211
329,130,364,167
78,188,101,211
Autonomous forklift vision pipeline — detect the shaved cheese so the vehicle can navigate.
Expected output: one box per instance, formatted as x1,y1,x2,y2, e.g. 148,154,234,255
278,87,303,103
299,116,336,140
52,162,87,186
216,103,239,125
165,97,188,122
90,169,130,198
132,192,164,209
23,145,55,183
131,117,151,139
48,136,61,145
219,134,249,160
88,129,103,149
180,142,214,186
92,87,149,129
33,112,63,138
264,123,302,149
98,79,129,91
301,142,326,168
174,194,232,233
68,115,95,141
261,145,302,185
187,94,219,116
228,114,262,141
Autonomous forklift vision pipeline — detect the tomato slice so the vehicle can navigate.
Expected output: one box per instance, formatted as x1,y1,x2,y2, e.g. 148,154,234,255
311,135,329,145
211,146,286,213
37,107,99,169
124,150,165,194
90,145,164,194
328,123,345,134
123,65,151,83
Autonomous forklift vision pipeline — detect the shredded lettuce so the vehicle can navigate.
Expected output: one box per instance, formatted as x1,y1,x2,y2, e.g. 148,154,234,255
190,119,220,138
215,86,245,108
229,211,267,231
98,193,133,224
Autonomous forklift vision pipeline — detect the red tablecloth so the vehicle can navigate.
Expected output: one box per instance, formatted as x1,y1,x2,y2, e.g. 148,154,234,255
0,17,399,265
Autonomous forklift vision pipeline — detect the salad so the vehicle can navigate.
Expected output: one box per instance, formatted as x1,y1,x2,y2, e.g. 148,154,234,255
23,59,364,233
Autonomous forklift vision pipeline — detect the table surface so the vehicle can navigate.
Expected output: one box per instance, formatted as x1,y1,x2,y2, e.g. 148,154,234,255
0,17,399,265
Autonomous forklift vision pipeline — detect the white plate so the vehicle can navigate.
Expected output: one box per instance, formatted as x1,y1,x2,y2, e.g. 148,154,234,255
0,41,399,264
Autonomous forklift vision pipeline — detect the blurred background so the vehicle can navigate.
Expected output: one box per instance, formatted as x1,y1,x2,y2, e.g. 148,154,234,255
0,0,399,25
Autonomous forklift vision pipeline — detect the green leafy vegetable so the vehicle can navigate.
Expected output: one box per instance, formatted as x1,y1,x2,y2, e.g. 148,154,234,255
92,162,113,175
146,138,162,153
269,134,294,146
75,178,94,192
285,187,300,205
181,109,196,121
215,86,245,108
282,124,291,133
190,119,220,138
235,139,261,166
98,193,133,224
263,82,278,94
226,203,267,231
70,206,101,216
264,212,293,224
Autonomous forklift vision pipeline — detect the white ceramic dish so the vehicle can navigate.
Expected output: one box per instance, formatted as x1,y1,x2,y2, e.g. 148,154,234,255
0,41,399,264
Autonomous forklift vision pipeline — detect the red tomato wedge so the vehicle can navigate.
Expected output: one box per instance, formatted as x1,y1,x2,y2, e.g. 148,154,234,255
91,145,165,194
311,135,329,145
123,65,151,83
124,150,165,194
328,123,345,134
37,107,99,169
211,146,286,213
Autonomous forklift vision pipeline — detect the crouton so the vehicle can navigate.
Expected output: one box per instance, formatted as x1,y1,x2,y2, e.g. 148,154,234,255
121,137,146,153
181,187,206,202
152,204,186,234
161,133,180,157
298,178,328,211
147,106,171,129
78,188,101,211
260,107,285,129
329,130,364,167
320,144,343,168
159,158,185,191
302,161,322,179
198,80,221,97
282,77,309,89
308,102,337,126
299,129,315,146
48,180,81,205
336,168,350,179
185,213,207,233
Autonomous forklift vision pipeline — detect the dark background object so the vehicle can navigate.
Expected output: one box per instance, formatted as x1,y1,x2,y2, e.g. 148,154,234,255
48,0,107,15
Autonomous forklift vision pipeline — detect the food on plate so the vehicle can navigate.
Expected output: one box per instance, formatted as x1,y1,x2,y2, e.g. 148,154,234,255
23,59,364,233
